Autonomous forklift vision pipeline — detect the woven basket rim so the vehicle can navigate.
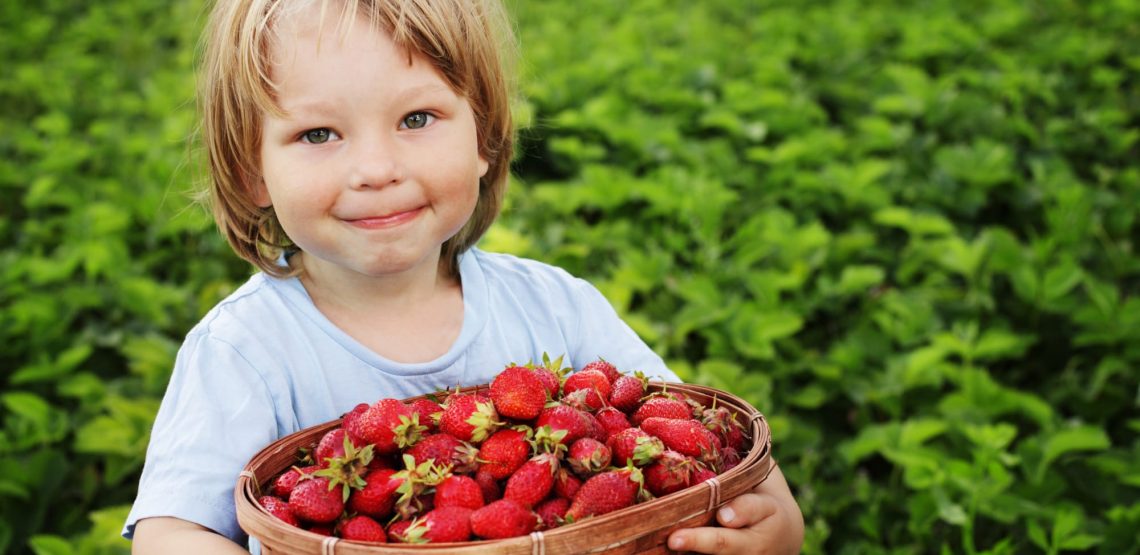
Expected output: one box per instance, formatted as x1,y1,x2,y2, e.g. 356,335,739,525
236,381,773,554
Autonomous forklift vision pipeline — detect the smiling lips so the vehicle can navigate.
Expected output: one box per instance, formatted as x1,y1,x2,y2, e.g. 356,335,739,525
344,206,424,229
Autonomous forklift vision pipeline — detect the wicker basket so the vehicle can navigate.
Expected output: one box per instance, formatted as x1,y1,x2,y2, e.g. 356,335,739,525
236,382,774,554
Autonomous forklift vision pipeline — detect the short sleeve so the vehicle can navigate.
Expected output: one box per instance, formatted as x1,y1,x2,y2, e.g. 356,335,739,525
567,278,681,383
123,332,279,543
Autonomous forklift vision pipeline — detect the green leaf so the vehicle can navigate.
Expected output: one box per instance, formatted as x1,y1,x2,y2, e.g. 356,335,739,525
1036,426,1111,480
1042,261,1083,301
28,535,73,555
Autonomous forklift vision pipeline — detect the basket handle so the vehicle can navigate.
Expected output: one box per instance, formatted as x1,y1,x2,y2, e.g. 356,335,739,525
321,536,338,555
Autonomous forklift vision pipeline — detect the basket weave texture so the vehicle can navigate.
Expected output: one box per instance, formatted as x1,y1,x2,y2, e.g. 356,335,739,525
236,382,774,554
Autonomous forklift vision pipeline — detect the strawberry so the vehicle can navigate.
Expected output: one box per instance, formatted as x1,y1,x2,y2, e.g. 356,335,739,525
531,352,570,398
470,498,539,539
347,468,401,519
643,450,697,496
409,398,444,431
406,433,479,473
272,465,317,498
608,372,648,413
434,473,485,510
391,455,446,520
439,393,501,444
692,465,717,485
386,520,413,542
594,407,631,441
503,452,559,508
341,402,370,445
585,412,608,442
402,506,473,543
567,437,611,477
631,396,691,426
307,523,335,536
474,468,502,502
314,428,351,468
553,467,581,500
259,495,300,527
338,514,387,542
534,497,570,530
702,405,746,453
352,398,427,454
490,365,547,420
581,358,623,384
640,417,723,465
565,466,645,521
607,427,665,466
562,369,612,411
535,405,592,446
288,476,344,523
477,427,532,479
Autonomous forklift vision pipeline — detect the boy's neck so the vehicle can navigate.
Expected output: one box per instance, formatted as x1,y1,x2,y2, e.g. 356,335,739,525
293,252,465,363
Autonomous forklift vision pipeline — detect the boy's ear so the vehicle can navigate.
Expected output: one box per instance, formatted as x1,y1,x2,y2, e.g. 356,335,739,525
251,179,273,208
477,154,489,179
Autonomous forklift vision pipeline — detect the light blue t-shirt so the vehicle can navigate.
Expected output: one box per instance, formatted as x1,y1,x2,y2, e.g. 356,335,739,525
123,248,678,545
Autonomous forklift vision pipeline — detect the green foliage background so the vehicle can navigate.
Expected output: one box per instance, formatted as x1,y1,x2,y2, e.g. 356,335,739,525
2,0,1138,553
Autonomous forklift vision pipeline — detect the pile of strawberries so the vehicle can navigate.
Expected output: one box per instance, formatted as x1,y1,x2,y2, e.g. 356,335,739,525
255,356,750,543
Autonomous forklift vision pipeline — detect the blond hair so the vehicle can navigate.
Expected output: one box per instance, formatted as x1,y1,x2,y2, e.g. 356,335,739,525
200,0,516,278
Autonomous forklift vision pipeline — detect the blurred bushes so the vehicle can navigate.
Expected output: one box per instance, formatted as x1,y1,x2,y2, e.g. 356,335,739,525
2,0,1138,553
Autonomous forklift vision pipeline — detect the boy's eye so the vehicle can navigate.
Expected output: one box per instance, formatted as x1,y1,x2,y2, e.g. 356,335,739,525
401,112,434,130
301,128,336,144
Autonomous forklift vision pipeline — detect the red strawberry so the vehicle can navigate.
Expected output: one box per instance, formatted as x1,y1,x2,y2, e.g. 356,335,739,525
470,498,539,539
272,465,317,498
434,474,485,510
553,467,581,500
534,497,570,530
307,523,334,536
406,433,479,473
503,453,559,508
474,468,502,502
585,412,608,443
338,515,387,542
288,476,344,523
702,405,746,453
352,398,427,454
477,427,532,479
643,450,697,496
259,495,300,527
409,398,444,431
341,403,370,445
347,468,401,519
608,372,648,413
403,506,473,543
567,437,611,476
531,352,570,398
314,428,350,468
640,417,723,465
565,466,644,521
631,397,691,426
692,465,717,485
386,520,414,542
491,365,547,420
594,407,631,441
581,358,623,384
607,427,665,466
439,393,501,444
535,405,592,445
562,369,612,411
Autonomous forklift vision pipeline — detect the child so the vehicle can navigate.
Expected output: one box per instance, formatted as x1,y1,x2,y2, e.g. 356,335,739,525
124,0,804,553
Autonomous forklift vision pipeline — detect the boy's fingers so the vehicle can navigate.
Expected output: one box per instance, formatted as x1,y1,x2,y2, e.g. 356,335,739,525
666,494,781,554
716,492,780,528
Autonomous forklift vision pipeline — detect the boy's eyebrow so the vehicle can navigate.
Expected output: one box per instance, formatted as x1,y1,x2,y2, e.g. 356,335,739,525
279,84,457,118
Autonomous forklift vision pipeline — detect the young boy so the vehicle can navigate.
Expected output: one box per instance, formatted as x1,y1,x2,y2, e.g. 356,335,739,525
124,0,803,552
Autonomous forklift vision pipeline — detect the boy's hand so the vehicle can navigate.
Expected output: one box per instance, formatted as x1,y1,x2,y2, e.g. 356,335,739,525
666,463,804,555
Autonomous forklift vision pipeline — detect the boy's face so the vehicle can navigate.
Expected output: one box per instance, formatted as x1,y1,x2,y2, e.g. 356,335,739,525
256,3,488,283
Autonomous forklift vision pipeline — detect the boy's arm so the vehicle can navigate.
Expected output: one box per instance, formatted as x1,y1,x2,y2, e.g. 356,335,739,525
666,463,804,555
132,517,250,554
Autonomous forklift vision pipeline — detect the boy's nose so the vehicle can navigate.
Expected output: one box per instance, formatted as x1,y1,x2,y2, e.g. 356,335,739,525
348,142,404,190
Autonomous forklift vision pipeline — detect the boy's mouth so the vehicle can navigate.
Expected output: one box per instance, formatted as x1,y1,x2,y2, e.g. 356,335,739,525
343,206,423,229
